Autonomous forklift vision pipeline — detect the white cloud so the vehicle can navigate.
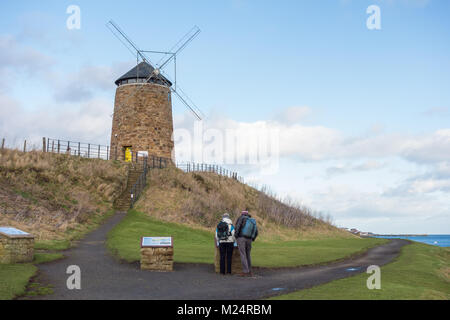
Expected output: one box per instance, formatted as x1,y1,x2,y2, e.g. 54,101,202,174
0,93,112,147
175,112,450,166
52,63,131,103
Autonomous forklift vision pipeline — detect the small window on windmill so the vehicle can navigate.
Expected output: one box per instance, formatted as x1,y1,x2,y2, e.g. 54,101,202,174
168,92,171,102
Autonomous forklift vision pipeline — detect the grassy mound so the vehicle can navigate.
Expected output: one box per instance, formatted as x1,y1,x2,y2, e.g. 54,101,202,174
0,149,127,243
107,210,387,267
136,167,349,241
0,149,128,300
271,243,450,300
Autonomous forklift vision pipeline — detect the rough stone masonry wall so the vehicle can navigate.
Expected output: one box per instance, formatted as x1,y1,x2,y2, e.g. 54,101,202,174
214,244,243,274
140,247,174,271
110,83,175,161
0,235,34,264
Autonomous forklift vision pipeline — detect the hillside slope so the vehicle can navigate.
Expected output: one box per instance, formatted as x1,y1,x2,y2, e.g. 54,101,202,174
135,167,351,240
0,149,127,242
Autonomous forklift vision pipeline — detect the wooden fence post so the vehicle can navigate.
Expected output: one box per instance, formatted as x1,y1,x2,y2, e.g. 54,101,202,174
23,140,27,153
42,137,46,152
1,138,5,150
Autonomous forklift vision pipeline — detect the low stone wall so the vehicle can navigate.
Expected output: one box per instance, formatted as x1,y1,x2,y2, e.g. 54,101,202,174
214,243,243,274
0,235,34,264
140,247,173,271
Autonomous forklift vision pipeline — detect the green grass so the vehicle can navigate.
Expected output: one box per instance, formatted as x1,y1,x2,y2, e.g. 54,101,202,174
271,243,450,300
34,239,71,251
0,252,64,300
33,252,64,264
0,263,37,300
107,210,387,267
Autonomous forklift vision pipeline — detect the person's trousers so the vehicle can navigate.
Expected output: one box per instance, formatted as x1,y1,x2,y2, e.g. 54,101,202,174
236,237,252,274
219,242,234,274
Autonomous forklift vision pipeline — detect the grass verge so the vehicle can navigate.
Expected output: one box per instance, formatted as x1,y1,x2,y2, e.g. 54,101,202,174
270,243,450,300
107,210,387,267
0,264,36,300
0,252,64,300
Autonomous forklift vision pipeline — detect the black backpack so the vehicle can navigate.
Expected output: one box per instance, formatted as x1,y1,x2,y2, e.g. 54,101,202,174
217,221,230,241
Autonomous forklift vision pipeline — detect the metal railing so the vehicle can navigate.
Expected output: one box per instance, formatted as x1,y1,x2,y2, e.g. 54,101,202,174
45,138,160,163
176,162,244,183
129,155,171,208
130,157,148,208
45,138,111,160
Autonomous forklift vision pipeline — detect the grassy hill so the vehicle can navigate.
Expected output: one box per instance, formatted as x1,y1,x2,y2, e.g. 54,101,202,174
134,166,350,241
0,149,127,245
0,150,383,299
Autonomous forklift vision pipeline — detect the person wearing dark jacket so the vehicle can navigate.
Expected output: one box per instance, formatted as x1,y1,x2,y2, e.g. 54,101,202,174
215,213,235,275
234,210,258,276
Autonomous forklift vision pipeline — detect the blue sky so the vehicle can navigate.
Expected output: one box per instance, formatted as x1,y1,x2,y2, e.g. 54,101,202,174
0,0,449,234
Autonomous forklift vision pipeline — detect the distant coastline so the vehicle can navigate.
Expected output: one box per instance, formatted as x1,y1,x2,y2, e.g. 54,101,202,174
371,234,450,247
372,234,428,237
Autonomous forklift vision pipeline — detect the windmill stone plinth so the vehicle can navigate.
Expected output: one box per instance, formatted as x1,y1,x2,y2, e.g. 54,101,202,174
110,62,174,161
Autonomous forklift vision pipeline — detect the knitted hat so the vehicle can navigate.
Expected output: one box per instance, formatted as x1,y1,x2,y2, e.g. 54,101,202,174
241,211,249,215
223,213,230,218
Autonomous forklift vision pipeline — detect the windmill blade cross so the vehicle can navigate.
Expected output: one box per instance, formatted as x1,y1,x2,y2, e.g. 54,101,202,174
157,26,201,70
107,20,204,121
107,20,152,65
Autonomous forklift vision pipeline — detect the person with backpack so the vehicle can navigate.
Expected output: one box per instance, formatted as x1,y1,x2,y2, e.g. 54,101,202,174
215,213,235,275
234,210,258,277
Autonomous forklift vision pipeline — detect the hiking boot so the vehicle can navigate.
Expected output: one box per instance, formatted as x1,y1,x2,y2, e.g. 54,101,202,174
239,272,249,277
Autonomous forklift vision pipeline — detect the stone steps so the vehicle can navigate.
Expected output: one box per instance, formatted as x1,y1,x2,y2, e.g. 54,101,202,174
113,167,145,211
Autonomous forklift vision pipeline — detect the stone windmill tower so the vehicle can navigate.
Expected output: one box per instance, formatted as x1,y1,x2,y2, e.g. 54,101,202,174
110,62,174,160
107,21,203,162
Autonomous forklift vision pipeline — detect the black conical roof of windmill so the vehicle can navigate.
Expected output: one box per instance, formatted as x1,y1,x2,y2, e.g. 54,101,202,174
115,61,172,87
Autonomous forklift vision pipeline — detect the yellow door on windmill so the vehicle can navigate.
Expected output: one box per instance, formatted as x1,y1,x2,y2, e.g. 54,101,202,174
124,147,132,162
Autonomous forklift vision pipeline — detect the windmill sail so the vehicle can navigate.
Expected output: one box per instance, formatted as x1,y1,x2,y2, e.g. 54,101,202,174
106,20,204,120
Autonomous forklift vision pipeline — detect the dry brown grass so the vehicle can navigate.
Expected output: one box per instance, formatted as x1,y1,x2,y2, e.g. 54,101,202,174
0,149,127,241
136,167,350,241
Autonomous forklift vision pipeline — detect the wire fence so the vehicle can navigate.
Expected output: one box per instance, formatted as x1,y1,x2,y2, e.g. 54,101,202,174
45,138,111,160
0,137,40,153
2,136,245,207
45,138,151,163
176,162,244,183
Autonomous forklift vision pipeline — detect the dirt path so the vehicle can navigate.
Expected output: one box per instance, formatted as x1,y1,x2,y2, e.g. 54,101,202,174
27,211,409,300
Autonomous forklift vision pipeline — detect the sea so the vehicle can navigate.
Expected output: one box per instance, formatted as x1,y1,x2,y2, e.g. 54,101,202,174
373,234,450,247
